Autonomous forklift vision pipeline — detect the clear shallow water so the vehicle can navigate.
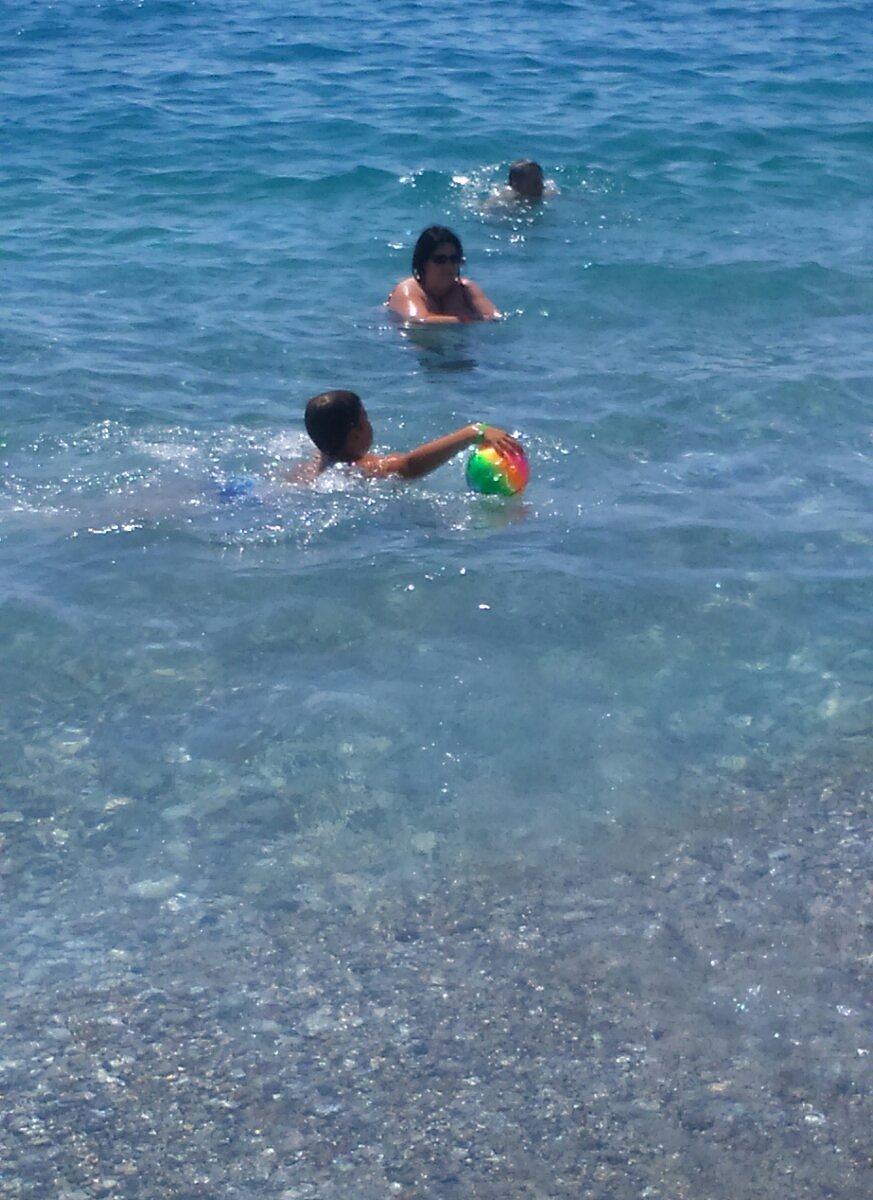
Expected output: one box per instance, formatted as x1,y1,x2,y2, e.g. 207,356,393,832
2,1,872,1195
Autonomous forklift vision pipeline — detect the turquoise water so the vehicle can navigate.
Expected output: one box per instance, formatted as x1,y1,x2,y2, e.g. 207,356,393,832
2,2,872,1195
4,0,872,860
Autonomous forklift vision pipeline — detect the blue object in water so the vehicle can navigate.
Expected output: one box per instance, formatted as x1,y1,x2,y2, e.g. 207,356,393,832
217,477,260,503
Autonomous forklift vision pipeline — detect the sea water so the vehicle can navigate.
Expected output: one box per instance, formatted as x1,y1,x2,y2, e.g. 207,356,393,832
2,2,872,1196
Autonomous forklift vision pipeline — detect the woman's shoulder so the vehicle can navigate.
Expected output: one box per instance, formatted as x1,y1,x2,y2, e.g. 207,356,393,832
388,275,420,299
387,275,427,316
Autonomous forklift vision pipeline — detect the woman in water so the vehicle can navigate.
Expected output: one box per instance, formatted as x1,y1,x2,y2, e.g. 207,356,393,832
387,225,500,324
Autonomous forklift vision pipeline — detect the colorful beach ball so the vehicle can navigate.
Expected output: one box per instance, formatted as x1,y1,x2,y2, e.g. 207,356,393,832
466,444,530,496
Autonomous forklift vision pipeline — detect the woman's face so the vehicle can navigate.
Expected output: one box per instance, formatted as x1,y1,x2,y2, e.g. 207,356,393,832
422,241,463,297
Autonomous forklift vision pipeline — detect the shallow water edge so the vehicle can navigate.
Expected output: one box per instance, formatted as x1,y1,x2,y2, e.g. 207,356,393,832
2,749,870,1200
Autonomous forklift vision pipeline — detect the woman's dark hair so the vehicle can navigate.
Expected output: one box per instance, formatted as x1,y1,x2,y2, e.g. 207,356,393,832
304,390,364,457
411,225,464,281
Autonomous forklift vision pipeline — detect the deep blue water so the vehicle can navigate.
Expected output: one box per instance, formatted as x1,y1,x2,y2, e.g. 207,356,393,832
3,0,873,882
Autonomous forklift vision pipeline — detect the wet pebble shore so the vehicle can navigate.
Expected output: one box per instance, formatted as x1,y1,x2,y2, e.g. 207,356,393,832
1,759,871,1199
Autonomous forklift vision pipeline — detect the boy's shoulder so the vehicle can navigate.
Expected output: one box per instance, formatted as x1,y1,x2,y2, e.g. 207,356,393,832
350,451,405,479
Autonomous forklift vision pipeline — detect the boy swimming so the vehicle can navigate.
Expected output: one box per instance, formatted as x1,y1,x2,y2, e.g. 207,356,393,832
299,389,522,482
488,159,559,207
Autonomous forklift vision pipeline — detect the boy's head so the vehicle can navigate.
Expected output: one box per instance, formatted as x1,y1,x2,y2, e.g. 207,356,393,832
508,159,545,200
304,390,372,460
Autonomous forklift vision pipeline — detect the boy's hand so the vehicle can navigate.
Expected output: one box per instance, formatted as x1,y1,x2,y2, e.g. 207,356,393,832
480,426,524,456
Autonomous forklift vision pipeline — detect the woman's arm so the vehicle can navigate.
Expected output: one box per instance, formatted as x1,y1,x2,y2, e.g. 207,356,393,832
461,279,501,320
388,278,481,324
387,278,459,324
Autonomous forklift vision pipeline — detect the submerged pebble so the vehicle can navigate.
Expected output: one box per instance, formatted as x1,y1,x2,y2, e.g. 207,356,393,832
127,876,181,900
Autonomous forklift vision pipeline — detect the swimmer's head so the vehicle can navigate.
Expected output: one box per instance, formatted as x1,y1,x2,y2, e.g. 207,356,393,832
412,226,464,282
304,390,371,460
508,159,545,200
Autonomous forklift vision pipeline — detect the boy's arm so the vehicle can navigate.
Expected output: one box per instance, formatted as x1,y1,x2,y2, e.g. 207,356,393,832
357,424,522,481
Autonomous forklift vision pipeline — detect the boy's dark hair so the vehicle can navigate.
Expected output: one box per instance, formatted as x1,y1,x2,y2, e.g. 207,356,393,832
411,225,464,281
304,390,364,457
508,159,544,195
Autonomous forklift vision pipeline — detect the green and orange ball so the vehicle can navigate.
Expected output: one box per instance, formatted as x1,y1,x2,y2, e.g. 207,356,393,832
466,444,530,496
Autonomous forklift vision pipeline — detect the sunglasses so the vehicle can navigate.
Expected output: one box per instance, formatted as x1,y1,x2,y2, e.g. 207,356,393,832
430,253,463,265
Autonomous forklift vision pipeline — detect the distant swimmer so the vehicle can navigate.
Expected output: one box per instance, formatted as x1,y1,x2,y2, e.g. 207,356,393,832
490,159,559,206
387,226,500,324
294,389,520,482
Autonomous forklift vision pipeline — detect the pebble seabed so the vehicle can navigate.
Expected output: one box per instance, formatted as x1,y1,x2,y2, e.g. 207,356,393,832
1,755,871,1200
